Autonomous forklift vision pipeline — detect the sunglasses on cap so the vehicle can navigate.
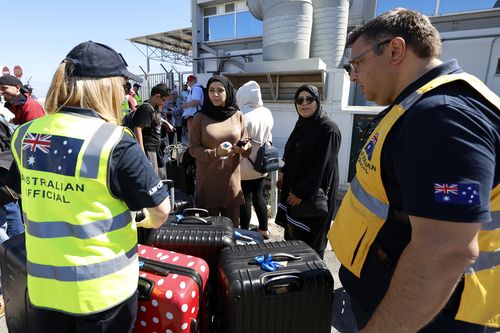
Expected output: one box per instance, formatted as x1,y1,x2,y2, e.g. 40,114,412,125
295,96,315,105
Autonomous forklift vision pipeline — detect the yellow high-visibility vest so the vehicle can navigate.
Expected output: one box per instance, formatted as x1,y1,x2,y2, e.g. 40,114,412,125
11,111,138,315
328,73,500,327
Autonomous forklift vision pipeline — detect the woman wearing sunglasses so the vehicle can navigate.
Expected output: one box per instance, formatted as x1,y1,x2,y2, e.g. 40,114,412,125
189,75,251,227
275,84,341,259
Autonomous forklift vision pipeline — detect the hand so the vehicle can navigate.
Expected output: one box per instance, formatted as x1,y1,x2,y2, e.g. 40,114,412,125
216,141,232,158
232,140,250,154
161,118,175,132
135,209,156,228
287,192,302,206
276,173,283,190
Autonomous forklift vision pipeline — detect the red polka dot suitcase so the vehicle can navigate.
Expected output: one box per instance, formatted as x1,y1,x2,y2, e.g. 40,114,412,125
134,244,209,333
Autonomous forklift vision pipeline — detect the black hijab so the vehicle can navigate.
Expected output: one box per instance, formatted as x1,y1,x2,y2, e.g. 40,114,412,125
293,84,326,127
198,75,238,121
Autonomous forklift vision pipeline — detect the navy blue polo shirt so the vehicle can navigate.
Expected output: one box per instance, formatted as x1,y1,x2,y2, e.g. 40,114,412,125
340,60,499,327
7,107,168,211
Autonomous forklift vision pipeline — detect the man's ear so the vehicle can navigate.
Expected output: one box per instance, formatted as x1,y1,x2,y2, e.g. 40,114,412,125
389,37,406,65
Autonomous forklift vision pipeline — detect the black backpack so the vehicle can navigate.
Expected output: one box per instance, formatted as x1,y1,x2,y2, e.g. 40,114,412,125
247,141,280,174
121,110,136,131
0,116,19,203
0,117,13,171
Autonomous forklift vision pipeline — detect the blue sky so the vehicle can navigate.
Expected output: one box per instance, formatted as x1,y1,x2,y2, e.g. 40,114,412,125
0,0,192,98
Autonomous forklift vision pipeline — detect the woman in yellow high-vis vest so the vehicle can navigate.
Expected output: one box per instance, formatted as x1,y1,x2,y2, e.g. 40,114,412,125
328,8,499,333
7,41,171,333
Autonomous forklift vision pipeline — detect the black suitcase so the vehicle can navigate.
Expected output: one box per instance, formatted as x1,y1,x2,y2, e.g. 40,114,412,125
217,240,334,333
0,233,32,333
144,208,235,274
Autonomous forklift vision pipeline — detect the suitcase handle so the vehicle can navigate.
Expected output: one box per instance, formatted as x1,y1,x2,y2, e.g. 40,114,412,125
183,208,209,217
248,252,301,265
263,275,303,295
177,216,212,225
162,179,174,187
138,277,154,301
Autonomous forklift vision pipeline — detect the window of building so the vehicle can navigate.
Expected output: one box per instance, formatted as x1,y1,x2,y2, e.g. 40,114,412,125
375,0,497,17
204,6,217,16
203,1,263,42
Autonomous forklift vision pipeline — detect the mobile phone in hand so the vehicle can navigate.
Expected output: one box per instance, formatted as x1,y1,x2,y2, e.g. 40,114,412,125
236,138,250,147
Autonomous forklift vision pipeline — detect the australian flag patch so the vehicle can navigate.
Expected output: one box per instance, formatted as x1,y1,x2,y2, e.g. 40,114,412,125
434,183,480,205
364,132,379,161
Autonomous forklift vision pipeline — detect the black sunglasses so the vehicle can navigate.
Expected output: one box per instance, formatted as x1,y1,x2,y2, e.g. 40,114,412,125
295,96,315,105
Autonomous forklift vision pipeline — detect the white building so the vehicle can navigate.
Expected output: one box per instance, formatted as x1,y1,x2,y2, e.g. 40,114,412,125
130,0,500,188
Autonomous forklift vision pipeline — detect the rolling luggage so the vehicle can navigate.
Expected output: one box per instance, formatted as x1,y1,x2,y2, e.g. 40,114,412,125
134,244,209,333
217,240,334,333
144,208,235,273
0,233,31,333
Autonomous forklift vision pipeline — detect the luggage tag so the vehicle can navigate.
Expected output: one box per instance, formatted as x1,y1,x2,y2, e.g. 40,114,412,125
249,253,302,272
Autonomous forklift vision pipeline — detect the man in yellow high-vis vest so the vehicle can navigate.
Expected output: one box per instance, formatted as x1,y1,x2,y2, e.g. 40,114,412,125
5,41,171,333
328,8,499,333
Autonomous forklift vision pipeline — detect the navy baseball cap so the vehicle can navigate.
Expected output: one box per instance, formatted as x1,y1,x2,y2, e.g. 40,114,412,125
65,41,143,83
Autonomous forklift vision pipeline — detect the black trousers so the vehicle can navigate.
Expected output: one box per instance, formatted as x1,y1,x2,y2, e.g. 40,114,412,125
240,177,268,231
283,215,330,259
29,292,138,333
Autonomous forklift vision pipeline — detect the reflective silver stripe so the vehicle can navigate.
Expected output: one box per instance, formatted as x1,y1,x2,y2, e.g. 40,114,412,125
466,250,500,274
278,203,311,232
483,211,500,230
80,123,118,179
28,244,137,282
286,215,311,232
25,210,132,239
399,91,423,110
13,124,31,156
350,178,389,220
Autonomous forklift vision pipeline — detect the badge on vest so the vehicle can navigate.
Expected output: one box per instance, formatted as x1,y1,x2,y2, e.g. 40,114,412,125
364,132,379,161
434,183,480,205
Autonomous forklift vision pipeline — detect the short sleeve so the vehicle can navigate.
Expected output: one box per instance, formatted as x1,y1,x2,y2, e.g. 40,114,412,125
109,132,168,211
392,98,497,223
192,86,204,102
132,104,152,128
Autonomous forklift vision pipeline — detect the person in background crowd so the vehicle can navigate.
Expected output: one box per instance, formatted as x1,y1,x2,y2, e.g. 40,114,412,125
132,83,174,180
236,81,274,239
329,8,499,333
275,84,341,259
189,75,251,227
0,109,22,244
164,89,184,143
133,82,142,104
182,75,204,134
0,75,44,247
0,74,45,125
4,40,170,333
120,82,137,118
22,84,37,100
